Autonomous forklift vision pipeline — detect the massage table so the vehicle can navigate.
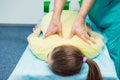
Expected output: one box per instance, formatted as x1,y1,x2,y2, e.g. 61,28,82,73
8,16,119,80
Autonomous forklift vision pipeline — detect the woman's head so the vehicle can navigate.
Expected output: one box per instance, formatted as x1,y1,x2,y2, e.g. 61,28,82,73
46,45,102,80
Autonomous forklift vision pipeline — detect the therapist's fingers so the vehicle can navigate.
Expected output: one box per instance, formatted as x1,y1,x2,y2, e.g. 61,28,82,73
78,33,91,45
58,28,63,37
68,31,75,39
58,32,63,37
68,28,95,45
44,28,56,38
86,35,96,44
44,31,53,38
44,30,63,38
43,31,53,38
85,32,96,44
44,27,63,38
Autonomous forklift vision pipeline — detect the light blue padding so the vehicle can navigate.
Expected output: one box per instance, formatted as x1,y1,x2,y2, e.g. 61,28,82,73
8,18,119,80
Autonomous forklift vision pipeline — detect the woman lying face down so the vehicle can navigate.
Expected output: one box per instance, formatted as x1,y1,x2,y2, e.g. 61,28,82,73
27,11,104,80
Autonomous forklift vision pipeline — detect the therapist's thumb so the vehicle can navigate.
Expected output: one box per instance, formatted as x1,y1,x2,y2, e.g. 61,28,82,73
68,32,74,39
58,30,63,37
43,32,51,39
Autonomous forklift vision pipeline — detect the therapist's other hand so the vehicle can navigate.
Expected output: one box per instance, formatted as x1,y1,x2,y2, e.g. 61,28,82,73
69,22,95,45
44,19,63,38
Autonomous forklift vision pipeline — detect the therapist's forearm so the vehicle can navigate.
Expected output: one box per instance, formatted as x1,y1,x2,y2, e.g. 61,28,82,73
52,0,66,20
77,0,94,23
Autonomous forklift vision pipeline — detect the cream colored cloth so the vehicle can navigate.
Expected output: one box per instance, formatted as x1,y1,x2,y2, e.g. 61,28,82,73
28,10,104,60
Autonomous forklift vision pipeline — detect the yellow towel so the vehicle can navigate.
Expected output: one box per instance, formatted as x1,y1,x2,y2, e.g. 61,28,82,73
28,10,104,60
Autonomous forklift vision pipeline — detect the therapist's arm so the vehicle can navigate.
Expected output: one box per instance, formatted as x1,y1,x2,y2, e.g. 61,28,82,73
53,0,66,20
44,0,66,38
77,0,94,22
69,0,95,45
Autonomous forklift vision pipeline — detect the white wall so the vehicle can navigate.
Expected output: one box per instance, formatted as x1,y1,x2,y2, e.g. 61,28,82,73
0,0,44,24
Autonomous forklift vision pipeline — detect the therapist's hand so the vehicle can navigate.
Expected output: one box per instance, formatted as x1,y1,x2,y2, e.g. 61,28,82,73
44,19,63,38
69,21,95,45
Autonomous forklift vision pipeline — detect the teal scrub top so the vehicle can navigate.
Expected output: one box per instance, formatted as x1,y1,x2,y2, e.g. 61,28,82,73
88,0,120,78
88,0,120,55
88,0,120,29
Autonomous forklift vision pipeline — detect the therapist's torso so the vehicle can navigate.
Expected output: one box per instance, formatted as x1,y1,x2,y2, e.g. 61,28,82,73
88,0,120,29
